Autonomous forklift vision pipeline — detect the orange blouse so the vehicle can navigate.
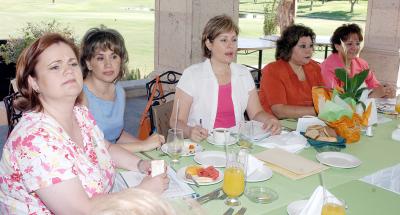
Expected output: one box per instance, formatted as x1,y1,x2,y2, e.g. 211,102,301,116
259,59,324,115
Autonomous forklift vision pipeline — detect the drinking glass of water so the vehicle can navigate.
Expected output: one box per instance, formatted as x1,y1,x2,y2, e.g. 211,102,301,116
166,128,184,164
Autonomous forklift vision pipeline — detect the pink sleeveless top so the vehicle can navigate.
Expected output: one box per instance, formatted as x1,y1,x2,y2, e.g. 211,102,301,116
214,83,236,128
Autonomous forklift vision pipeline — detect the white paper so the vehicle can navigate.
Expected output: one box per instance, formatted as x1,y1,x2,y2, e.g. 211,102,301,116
299,186,341,215
151,160,165,177
296,116,326,133
116,168,195,198
255,131,308,153
247,154,264,177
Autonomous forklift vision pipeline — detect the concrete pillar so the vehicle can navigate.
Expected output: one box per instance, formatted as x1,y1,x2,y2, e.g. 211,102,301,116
360,0,400,86
154,0,239,74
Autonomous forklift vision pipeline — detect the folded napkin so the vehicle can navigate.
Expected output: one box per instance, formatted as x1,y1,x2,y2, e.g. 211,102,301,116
246,154,264,177
255,131,308,153
299,186,342,215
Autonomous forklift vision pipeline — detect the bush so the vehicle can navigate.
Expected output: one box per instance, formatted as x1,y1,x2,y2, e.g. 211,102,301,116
0,20,75,64
263,0,278,36
123,68,145,81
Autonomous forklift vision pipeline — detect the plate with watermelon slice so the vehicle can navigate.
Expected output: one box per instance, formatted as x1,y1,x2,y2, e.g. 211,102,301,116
177,165,224,186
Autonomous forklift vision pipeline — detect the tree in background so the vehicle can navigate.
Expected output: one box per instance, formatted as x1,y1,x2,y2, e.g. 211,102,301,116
263,0,278,36
277,0,297,33
349,0,357,13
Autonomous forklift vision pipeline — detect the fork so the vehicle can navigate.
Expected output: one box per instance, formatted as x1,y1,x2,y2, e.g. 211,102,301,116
185,172,200,187
234,207,247,215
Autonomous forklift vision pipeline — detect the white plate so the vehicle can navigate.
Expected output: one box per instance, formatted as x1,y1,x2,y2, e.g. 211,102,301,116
194,151,226,167
177,166,223,186
316,152,362,169
161,139,203,156
207,135,237,146
247,165,273,182
287,200,308,215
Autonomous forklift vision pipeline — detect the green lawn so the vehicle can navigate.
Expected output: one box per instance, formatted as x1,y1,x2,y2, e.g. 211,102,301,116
0,0,368,77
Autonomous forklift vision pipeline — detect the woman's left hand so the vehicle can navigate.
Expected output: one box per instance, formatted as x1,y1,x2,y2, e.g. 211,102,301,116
142,133,165,151
262,115,281,135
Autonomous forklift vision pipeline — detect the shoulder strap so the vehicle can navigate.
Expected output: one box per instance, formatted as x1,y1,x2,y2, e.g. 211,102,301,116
140,76,160,123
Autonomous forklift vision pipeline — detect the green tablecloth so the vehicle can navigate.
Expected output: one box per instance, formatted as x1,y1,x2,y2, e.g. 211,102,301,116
142,118,400,215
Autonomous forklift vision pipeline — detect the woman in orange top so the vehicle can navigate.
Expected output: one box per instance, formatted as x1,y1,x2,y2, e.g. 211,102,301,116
259,24,324,119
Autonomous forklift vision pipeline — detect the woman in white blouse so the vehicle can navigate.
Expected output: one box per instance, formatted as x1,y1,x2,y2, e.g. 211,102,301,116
170,15,281,142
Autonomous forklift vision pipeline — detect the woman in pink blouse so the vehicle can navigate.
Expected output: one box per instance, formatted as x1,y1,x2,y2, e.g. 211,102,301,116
0,34,169,214
321,23,395,98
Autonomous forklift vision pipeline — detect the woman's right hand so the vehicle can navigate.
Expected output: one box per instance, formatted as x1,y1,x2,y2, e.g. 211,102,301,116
137,173,170,195
189,126,208,142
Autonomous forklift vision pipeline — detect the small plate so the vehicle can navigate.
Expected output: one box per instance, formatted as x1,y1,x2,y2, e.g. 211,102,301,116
287,200,308,215
316,152,362,168
245,186,278,204
176,166,223,186
161,139,203,156
247,165,273,182
207,135,237,146
194,151,226,167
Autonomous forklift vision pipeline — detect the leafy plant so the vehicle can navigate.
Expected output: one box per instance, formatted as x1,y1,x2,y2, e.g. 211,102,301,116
263,0,278,36
334,68,369,110
0,20,75,64
123,68,144,81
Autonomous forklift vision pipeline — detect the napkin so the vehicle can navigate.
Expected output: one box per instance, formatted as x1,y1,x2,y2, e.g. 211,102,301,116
255,131,308,153
296,116,326,133
299,186,341,215
246,154,264,177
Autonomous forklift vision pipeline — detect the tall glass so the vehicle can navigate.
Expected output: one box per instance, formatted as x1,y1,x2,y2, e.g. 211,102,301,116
238,121,254,149
321,196,346,215
395,95,400,118
166,128,184,164
222,144,248,206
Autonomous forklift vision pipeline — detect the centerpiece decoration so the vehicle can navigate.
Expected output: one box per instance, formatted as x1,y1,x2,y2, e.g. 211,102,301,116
312,41,373,143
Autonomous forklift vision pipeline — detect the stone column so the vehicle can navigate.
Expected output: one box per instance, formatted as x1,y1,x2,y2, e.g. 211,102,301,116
154,0,239,74
360,0,400,86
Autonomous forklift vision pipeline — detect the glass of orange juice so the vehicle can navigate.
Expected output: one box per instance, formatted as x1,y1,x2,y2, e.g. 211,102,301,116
395,95,400,118
321,196,346,215
223,145,248,206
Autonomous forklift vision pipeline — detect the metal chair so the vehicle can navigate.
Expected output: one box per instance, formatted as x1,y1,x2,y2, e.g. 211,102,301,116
3,92,23,136
145,71,181,137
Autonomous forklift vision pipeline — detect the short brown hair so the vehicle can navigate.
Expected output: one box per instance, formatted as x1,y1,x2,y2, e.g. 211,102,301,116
80,27,128,81
201,15,239,58
15,33,80,112
330,23,363,53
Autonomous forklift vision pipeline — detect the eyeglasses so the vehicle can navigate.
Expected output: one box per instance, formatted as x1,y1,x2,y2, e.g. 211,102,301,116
296,44,314,50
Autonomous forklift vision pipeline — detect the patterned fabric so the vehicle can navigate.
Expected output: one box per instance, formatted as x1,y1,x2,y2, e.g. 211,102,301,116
0,105,116,215
83,83,125,143
320,53,380,89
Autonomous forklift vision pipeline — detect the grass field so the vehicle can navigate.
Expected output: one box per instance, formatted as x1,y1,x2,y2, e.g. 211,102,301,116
0,0,368,77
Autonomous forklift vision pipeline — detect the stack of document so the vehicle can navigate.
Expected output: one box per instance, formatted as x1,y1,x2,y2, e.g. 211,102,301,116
255,148,328,180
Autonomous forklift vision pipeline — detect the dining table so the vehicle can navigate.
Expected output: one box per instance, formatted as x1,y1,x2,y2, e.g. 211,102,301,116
137,117,400,215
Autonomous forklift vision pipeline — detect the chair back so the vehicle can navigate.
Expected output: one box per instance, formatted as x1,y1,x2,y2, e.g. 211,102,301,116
145,71,181,136
3,92,23,136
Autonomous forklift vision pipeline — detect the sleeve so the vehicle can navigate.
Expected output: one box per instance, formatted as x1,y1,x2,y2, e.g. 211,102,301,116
320,58,339,89
240,65,256,93
176,67,195,97
17,131,77,193
262,64,288,106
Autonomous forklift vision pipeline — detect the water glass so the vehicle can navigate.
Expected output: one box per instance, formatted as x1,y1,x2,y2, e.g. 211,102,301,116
238,121,254,149
166,128,184,164
222,145,248,206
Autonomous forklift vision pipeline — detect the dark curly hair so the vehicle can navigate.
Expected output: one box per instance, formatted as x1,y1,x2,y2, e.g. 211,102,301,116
201,14,239,58
275,24,316,61
330,23,363,53
80,26,128,81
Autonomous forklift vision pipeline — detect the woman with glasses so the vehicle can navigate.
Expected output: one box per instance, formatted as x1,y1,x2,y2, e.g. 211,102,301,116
259,24,324,119
321,23,395,98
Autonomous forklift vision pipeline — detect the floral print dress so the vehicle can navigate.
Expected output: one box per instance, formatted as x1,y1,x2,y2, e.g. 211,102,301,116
0,105,116,215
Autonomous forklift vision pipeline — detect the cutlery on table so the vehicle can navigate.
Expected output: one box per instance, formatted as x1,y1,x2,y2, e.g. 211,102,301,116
223,207,234,215
185,172,200,187
196,188,221,204
234,207,247,215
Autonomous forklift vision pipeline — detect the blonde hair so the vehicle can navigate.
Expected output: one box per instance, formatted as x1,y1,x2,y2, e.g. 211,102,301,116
90,189,176,215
